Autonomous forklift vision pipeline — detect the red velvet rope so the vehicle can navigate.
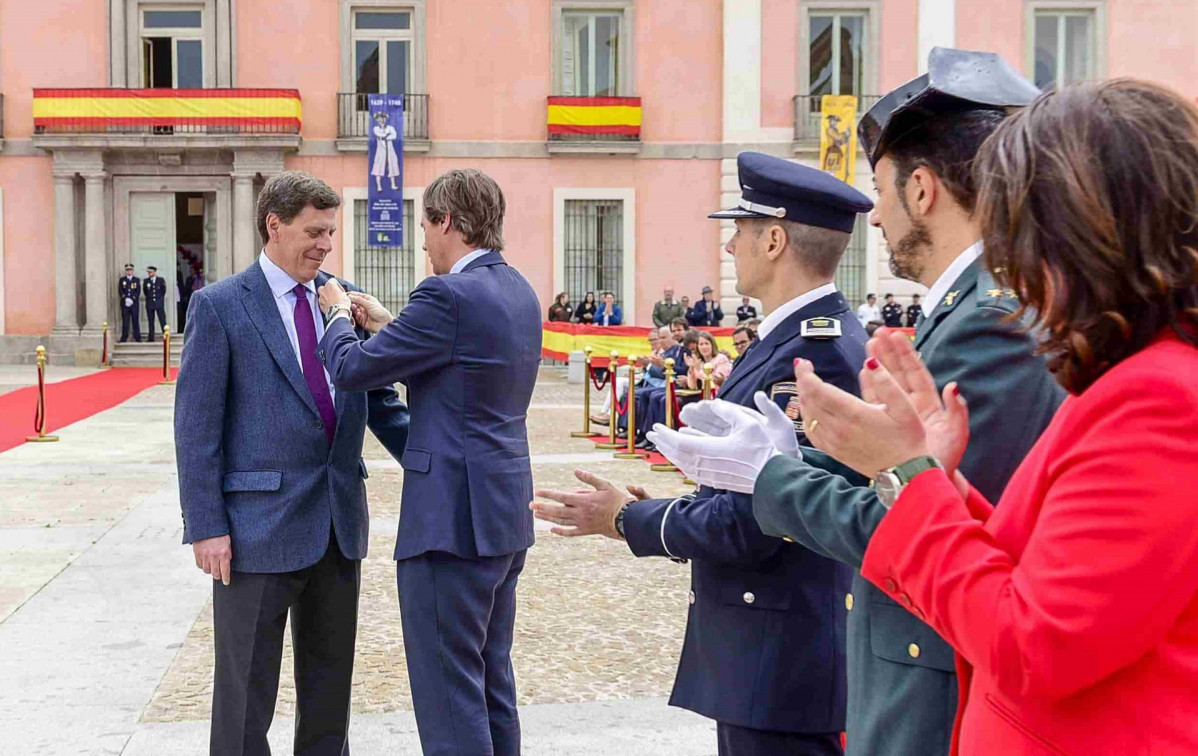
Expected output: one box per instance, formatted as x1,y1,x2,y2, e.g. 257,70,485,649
589,364,610,391
32,362,45,434
613,389,630,416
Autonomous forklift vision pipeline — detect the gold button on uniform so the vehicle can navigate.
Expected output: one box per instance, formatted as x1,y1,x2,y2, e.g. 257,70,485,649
743,592,756,605
688,591,696,605
782,537,794,543
845,594,854,611
908,643,921,659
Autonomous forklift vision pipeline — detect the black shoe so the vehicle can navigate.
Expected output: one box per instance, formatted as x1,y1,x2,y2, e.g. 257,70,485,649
118,339,127,343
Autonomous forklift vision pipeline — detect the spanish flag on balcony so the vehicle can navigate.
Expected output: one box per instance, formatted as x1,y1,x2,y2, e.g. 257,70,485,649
547,96,642,137
32,88,302,131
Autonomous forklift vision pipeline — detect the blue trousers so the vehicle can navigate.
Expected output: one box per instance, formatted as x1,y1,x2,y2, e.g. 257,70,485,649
396,549,527,756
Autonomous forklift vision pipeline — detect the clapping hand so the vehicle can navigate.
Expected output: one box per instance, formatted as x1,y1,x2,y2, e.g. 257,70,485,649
530,469,633,539
347,291,394,334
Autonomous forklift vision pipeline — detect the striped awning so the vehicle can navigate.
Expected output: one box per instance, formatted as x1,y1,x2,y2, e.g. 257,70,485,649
32,88,302,131
547,96,641,137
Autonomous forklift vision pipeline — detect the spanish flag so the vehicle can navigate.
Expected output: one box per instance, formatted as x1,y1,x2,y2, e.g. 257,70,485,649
33,88,302,131
547,96,642,137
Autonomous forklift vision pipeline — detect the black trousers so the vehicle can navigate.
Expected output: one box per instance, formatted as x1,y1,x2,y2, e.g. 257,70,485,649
145,303,167,341
120,305,141,342
716,722,843,756
211,533,360,756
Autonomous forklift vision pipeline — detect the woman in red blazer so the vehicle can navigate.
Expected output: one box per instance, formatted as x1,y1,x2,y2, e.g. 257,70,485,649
791,80,1198,754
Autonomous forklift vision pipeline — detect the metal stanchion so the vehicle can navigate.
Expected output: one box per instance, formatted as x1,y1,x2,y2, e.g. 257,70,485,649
99,321,112,369
159,325,176,385
614,355,646,460
570,346,594,438
651,358,679,472
594,350,623,449
26,346,59,443
702,363,715,400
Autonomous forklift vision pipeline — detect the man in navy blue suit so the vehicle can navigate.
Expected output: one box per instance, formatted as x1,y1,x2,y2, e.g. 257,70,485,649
532,153,872,755
175,171,409,756
318,169,542,756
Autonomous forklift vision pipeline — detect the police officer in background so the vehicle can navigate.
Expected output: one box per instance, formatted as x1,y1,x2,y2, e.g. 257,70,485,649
532,152,873,755
650,48,1066,756
905,293,922,327
117,263,141,343
143,265,168,342
881,293,904,327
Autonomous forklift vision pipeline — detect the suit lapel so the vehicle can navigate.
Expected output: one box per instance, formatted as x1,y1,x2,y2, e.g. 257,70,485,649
914,263,981,350
241,261,321,418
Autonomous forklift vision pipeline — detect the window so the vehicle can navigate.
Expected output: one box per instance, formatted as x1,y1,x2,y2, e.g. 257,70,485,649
835,214,869,307
561,11,621,97
808,12,866,98
353,9,413,95
563,200,624,307
140,6,204,88
354,199,416,313
1032,10,1095,89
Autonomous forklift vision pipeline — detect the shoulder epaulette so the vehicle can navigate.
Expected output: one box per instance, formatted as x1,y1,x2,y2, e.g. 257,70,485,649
800,317,841,339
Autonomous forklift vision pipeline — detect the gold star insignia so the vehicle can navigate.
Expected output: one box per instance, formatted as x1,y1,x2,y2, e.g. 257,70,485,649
986,288,1003,298
944,291,961,307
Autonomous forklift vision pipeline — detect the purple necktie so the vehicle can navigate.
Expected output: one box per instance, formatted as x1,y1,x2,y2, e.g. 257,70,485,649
292,284,337,446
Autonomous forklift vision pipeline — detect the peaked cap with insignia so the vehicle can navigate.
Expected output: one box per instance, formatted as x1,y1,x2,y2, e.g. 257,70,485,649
858,47,1041,167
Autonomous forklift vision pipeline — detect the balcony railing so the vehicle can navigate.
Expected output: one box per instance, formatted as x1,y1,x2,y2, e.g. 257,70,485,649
336,93,429,141
547,96,641,142
792,94,881,144
32,88,301,135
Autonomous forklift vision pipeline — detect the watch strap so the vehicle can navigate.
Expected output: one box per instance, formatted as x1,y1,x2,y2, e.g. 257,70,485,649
892,455,943,485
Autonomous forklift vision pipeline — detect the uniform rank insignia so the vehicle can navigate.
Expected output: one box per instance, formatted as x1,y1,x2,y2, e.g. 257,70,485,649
943,290,961,307
770,382,804,432
800,317,841,339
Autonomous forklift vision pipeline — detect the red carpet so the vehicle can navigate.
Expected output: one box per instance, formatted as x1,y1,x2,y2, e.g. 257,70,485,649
0,367,178,454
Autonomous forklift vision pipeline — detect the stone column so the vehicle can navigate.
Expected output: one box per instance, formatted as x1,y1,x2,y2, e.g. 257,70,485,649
82,172,109,334
52,173,79,334
232,172,257,273
918,0,956,73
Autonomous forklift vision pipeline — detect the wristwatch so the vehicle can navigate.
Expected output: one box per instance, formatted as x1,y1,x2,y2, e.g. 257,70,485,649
875,456,943,509
327,303,352,323
614,503,629,540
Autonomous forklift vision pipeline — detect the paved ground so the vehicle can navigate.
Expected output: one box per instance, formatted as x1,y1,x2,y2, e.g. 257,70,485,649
0,367,717,755
0,364,103,397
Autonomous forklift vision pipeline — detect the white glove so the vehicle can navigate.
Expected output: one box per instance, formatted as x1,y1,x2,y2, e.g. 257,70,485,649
124,297,133,307
678,392,801,459
648,401,783,494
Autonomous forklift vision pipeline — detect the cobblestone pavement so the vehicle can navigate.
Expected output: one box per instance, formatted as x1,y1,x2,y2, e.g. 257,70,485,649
143,369,700,723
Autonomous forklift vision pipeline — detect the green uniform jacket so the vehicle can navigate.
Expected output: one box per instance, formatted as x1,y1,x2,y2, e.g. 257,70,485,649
652,299,685,327
752,261,1065,755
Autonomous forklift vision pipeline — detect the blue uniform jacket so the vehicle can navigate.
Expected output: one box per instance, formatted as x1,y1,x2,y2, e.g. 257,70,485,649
320,251,542,561
621,291,863,733
175,264,409,573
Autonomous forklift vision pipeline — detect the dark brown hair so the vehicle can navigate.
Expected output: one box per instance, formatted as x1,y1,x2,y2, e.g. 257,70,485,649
257,171,342,244
976,79,1198,394
424,168,506,251
888,108,1007,214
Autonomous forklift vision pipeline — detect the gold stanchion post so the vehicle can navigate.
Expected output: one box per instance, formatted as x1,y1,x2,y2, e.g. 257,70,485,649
702,362,715,400
160,325,176,385
99,321,112,369
594,350,623,449
26,346,59,443
614,355,645,459
651,358,679,472
570,346,594,438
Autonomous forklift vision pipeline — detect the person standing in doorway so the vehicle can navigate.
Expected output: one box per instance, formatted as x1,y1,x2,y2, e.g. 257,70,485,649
118,263,142,343
144,265,168,342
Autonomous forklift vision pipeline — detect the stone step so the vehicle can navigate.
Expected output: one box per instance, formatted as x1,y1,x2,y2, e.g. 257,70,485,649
111,340,184,368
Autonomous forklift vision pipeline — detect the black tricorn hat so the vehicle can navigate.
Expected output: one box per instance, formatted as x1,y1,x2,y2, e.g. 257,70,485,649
858,47,1041,167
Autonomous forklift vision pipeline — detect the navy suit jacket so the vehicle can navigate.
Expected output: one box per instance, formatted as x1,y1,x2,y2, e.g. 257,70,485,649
621,291,862,733
687,299,723,327
320,251,542,561
595,303,623,326
175,262,409,573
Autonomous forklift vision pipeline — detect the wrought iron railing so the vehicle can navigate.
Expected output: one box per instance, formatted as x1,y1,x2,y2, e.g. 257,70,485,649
32,88,301,135
792,93,881,143
336,93,429,141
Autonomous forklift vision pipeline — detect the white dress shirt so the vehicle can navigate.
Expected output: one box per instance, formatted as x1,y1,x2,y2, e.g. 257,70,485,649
449,248,493,275
856,303,880,326
258,251,336,402
757,282,838,342
923,241,984,317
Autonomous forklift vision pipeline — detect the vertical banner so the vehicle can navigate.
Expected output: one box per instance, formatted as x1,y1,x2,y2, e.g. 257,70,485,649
367,94,405,245
818,95,858,186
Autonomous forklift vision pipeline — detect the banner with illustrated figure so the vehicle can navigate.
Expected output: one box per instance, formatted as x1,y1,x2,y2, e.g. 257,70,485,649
367,94,404,245
818,95,858,186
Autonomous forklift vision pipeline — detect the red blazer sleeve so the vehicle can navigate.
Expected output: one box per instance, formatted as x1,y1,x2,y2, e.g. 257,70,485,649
861,369,1198,702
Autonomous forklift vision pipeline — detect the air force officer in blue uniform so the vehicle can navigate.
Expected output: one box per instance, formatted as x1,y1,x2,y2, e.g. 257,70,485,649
317,169,541,756
532,153,872,755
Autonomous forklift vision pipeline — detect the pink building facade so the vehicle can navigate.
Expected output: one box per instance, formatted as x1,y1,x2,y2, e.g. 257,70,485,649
0,0,1194,363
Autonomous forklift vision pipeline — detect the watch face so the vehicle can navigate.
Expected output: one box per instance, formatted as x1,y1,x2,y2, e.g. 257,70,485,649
876,471,902,508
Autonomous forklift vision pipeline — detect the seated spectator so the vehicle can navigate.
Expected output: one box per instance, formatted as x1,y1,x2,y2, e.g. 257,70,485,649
547,292,573,322
743,318,761,338
688,286,724,326
731,325,758,366
592,329,668,426
881,293,904,327
574,291,598,324
595,291,623,326
682,331,732,389
736,296,758,322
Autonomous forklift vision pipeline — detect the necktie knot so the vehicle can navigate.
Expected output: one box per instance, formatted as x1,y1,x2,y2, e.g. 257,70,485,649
293,283,309,301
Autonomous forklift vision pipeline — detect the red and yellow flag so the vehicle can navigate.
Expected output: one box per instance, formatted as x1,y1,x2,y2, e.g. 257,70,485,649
547,96,641,137
33,88,302,131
